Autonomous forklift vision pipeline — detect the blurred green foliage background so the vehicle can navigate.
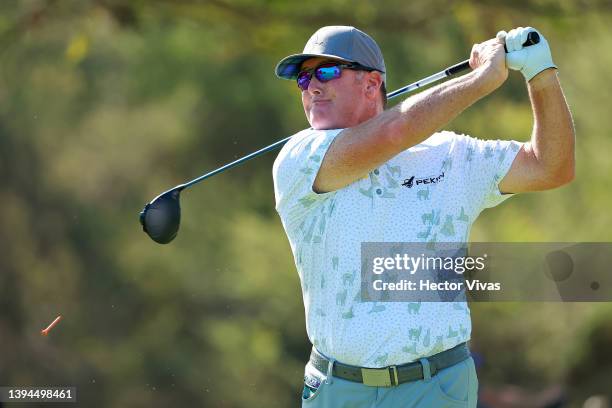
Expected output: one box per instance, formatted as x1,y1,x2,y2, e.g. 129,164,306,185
0,1,611,407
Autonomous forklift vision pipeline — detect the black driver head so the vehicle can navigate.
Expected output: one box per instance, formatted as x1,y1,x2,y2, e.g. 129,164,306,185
140,189,182,244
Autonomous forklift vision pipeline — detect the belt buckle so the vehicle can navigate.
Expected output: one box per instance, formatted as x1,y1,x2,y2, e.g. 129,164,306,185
361,366,399,387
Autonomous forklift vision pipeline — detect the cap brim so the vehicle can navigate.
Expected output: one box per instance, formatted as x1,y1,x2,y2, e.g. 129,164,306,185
275,53,355,80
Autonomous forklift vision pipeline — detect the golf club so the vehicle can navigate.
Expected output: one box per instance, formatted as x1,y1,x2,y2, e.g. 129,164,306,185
140,32,539,244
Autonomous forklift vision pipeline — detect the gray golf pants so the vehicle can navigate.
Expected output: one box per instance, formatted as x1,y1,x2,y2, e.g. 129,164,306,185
301,356,478,408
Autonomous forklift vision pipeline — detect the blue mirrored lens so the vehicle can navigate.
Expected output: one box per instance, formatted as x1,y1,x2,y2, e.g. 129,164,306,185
316,66,341,81
297,72,311,91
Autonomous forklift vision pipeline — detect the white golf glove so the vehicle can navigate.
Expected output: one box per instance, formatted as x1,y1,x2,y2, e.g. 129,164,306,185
496,27,557,81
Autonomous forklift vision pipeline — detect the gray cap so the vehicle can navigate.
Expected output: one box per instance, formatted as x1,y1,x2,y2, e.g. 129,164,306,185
275,26,386,83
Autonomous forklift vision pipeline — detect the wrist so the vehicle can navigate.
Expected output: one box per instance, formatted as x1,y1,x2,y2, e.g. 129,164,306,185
470,65,506,95
527,68,558,91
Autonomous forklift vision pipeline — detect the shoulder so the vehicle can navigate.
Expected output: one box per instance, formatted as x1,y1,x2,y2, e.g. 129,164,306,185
419,130,469,147
407,131,471,157
428,131,521,152
273,128,344,173
439,130,478,145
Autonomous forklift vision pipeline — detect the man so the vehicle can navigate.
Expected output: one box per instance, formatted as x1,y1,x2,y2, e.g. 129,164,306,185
272,26,574,407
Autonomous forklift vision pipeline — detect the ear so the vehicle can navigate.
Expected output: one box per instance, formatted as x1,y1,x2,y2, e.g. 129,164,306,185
364,72,383,100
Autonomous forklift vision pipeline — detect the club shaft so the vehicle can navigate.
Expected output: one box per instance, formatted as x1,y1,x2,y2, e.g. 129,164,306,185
386,60,470,99
180,136,293,190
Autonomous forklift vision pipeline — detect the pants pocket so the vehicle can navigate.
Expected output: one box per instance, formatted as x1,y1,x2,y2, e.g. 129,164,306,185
434,357,477,407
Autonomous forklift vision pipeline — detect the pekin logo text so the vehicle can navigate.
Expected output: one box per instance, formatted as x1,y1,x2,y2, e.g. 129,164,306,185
402,172,445,188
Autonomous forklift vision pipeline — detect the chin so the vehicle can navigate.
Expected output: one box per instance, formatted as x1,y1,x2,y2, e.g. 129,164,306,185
310,116,339,130
312,124,336,130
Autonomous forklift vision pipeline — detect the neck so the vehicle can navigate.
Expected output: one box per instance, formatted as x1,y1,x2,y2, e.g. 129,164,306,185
354,101,384,126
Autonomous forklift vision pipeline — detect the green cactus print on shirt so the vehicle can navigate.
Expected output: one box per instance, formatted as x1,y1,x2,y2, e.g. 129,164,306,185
442,157,453,172
417,188,429,201
385,172,399,189
302,216,318,243
385,164,401,178
417,225,432,239
342,270,357,286
466,147,474,162
426,233,438,251
440,215,456,237
447,325,459,339
336,289,348,306
298,195,317,208
457,206,469,222
342,306,354,319
299,203,336,244
332,256,339,270
407,302,422,314
498,148,507,164
422,329,431,347
402,342,418,355
409,326,423,342
299,166,314,175
422,209,441,226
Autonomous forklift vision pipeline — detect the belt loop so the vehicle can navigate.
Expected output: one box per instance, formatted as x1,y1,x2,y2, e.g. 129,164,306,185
325,358,335,385
391,365,399,386
419,358,432,382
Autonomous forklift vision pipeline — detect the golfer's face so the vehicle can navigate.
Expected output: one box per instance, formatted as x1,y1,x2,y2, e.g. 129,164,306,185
300,57,365,130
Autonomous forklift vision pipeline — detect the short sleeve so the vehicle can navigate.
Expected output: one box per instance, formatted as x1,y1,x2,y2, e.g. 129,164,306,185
458,135,522,210
272,128,343,226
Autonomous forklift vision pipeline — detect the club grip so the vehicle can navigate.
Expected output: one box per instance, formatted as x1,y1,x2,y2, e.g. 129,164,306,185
504,31,540,53
446,31,542,76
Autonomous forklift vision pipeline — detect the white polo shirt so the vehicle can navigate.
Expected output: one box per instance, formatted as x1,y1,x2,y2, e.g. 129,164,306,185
272,128,521,368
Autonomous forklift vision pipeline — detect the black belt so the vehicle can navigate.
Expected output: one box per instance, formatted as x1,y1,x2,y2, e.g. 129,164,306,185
309,342,470,387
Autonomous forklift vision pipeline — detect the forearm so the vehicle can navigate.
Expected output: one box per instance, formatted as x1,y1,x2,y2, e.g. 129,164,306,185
526,69,575,182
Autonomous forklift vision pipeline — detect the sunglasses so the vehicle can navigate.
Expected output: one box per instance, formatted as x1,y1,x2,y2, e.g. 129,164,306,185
296,62,373,91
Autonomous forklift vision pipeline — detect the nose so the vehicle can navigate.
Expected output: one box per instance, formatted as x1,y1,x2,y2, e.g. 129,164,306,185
307,76,323,95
